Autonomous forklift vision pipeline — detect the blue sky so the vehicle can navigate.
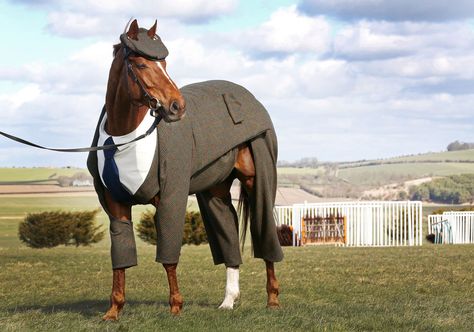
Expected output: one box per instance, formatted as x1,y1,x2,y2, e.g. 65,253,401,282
0,0,473,167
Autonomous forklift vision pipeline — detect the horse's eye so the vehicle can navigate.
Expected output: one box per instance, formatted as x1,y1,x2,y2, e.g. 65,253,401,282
136,63,147,69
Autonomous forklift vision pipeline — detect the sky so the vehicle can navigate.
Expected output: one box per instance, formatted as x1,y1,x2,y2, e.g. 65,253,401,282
0,0,473,167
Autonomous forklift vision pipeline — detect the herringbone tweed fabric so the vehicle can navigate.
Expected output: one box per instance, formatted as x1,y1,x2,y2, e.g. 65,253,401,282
88,80,283,267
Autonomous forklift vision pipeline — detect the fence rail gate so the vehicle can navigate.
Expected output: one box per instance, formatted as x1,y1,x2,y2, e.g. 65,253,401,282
428,212,474,244
302,215,346,245
274,201,423,247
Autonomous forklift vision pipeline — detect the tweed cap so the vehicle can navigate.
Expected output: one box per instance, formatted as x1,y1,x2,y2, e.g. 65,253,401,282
120,28,169,60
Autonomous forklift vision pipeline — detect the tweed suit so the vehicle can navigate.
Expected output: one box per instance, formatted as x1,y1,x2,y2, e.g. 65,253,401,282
88,80,283,268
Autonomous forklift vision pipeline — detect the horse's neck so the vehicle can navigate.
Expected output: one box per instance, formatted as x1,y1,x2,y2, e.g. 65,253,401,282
105,98,148,136
105,62,148,136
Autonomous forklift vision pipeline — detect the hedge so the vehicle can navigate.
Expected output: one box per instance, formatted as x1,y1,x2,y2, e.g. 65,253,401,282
18,209,104,248
136,210,208,246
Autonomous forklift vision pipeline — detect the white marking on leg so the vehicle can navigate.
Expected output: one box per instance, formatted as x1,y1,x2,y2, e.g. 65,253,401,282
219,266,240,309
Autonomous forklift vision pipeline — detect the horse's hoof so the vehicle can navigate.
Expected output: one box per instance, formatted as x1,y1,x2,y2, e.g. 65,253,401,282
169,294,183,315
219,293,240,309
267,301,280,309
102,310,119,321
170,306,182,315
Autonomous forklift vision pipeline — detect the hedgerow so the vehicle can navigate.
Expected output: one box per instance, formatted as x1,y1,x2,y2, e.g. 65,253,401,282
136,210,208,246
18,209,104,248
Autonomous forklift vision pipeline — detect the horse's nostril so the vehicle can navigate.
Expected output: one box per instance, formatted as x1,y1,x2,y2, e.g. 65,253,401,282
170,100,180,114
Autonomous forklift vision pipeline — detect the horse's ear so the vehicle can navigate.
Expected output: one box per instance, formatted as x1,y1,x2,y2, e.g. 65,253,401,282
127,19,139,40
147,20,157,38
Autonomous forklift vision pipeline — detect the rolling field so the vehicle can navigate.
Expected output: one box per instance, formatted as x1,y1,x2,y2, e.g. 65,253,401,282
0,167,84,182
339,149,474,167
333,149,474,187
386,149,474,163
0,195,473,331
337,162,474,186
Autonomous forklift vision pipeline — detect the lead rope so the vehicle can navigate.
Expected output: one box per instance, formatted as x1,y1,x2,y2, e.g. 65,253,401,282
0,110,162,153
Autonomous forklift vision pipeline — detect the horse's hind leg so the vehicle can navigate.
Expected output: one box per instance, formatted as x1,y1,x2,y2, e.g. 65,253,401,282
265,261,280,308
196,178,242,309
235,141,282,308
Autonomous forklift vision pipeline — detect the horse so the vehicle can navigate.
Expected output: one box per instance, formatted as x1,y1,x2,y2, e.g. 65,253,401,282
87,19,283,320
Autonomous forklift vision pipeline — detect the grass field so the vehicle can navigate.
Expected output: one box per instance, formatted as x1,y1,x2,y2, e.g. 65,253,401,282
1,195,473,331
0,168,85,182
340,149,474,166
386,149,474,163
337,162,474,186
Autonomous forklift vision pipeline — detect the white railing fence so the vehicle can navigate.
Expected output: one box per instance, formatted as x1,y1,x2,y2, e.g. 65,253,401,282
428,212,474,244
274,201,423,247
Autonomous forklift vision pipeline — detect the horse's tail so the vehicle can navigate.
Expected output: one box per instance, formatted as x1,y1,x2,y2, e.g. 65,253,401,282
238,130,283,262
238,184,251,252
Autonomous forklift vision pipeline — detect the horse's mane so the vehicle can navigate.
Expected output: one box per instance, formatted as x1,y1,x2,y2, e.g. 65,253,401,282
113,43,122,57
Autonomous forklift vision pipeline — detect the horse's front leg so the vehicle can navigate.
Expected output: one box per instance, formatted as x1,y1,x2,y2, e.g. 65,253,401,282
163,263,183,315
103,191,135,321
103,268,125,320
265,260,280,308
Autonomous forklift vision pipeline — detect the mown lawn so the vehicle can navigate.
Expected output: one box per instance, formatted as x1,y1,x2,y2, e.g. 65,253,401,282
0,197,473,331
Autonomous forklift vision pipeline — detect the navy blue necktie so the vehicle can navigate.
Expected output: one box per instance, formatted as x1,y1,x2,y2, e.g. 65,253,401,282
102,137,133,203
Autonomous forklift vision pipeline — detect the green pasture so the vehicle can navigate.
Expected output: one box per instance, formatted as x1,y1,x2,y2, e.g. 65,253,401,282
340,149,474,167
0,196,473,331
0,167,84,182
277,167,325,175
337,162,474,186
386,149,474,163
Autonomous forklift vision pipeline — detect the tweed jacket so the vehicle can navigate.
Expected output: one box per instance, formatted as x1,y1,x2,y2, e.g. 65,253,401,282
87,79,273,209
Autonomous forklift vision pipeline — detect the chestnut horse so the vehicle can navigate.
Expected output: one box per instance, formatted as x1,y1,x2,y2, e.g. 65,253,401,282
88,20,282,320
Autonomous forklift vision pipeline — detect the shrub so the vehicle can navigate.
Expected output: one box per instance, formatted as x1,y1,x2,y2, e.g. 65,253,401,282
410,174,474,204
18,210,104,248
183,211,208,245
136,210,208,246
136,210,157,245
432,205,474,215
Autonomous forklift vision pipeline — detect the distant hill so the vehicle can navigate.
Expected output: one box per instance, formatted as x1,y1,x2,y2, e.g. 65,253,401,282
336,149,474,169
277,149,474,199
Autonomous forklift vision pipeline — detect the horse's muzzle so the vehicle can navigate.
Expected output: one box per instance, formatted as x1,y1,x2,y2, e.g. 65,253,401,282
161,99,186,122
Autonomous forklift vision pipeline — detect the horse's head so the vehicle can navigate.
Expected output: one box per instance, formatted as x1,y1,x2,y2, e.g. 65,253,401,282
111,19,185,122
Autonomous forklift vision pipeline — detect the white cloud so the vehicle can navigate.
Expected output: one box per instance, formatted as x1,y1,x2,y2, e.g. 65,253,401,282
230,5,331,57
0,84,41,112
299,0,474,22
333,20,474,61
20,0,238,38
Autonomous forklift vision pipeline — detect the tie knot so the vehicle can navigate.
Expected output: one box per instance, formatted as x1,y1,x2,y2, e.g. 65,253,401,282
103,137,117,159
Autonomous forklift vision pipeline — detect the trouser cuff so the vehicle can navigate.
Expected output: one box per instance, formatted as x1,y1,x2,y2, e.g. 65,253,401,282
110,218,138,269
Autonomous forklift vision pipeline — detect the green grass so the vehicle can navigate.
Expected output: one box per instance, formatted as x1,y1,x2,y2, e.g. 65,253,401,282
382,149,474,163
340,149,474,166
0,243,473,331
1,196,473,331
337,163,474,186
0,167,84,182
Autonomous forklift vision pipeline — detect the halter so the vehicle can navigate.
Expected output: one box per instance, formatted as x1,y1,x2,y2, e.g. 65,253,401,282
122,46,163,117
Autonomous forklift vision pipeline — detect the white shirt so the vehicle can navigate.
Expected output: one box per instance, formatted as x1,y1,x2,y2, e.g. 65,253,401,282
97,112,157,195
